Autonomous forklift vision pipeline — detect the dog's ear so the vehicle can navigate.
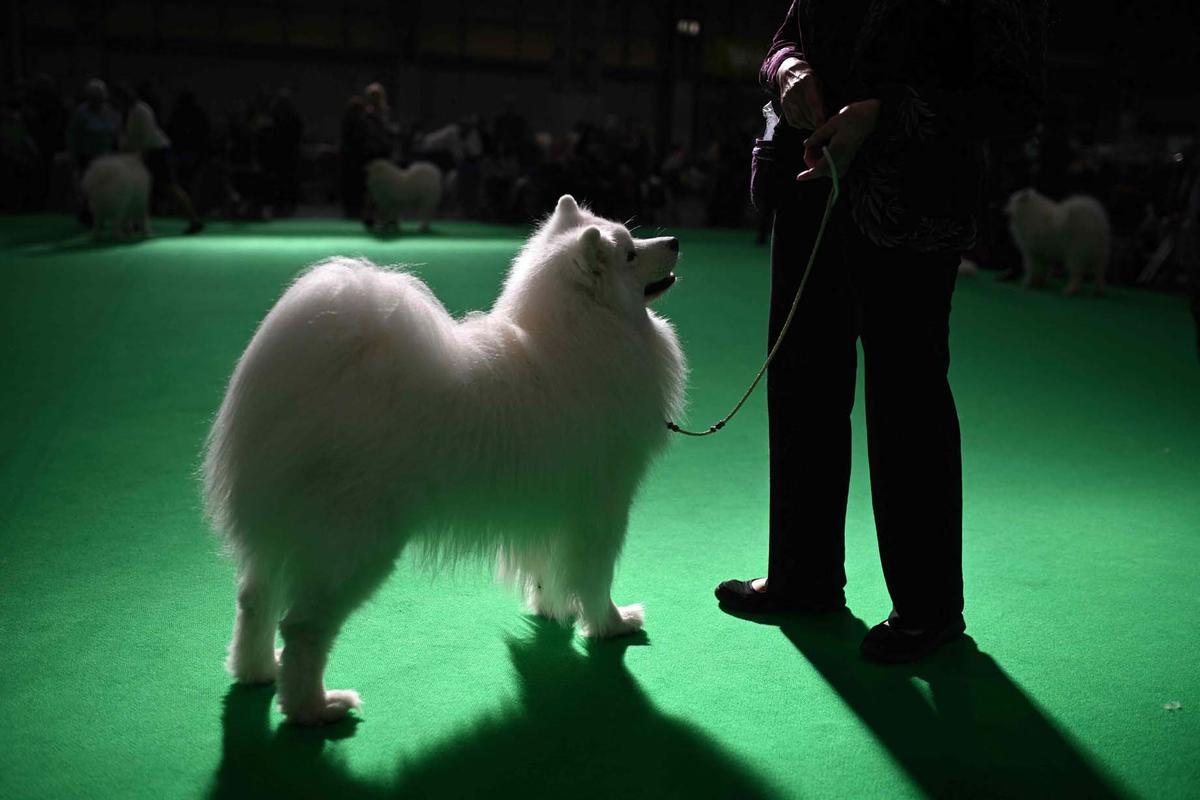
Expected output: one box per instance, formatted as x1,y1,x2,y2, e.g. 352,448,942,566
555,195,581,221
576,226,604,275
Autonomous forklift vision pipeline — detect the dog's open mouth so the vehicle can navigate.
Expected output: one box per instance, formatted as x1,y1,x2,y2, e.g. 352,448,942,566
643,274,677,302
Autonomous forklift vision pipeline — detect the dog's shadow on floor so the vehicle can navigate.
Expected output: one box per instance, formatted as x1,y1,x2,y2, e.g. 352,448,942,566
208,618,783,800
724,607,1130,799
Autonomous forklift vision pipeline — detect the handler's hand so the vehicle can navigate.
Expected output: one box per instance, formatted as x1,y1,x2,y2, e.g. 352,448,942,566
777,57,827,132
796,99,881,182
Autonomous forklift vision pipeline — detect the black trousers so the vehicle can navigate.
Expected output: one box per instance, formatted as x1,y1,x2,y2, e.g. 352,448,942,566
766,192,963,628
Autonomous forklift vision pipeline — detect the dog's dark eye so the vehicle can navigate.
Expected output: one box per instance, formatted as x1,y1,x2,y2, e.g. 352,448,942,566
626,251,636,263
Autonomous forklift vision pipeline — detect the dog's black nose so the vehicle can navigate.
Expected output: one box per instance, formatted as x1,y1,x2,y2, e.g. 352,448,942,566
666,237,679,252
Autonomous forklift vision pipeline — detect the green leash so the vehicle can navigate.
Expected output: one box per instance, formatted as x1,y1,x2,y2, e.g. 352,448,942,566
666,145,841,437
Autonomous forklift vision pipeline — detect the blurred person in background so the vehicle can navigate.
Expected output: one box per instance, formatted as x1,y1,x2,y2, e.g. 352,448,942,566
264,89,304,217
167,90,212,197
66,79,121,223
363,82,396,162
0,91,39,211
24,74,67,210
493,96,528,159
357,83,397,226
340,95,368,218
1176,146,1200,358
225,92,275,220
112,83,204,234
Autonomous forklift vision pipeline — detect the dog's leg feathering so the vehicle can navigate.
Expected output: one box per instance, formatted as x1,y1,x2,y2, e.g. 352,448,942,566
226,568,282,685
277,607,362,726
565,526,644,638
272,550,400,725
508,549,574,622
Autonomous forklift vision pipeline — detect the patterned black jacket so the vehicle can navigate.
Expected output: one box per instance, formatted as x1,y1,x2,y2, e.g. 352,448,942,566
761,0,1047,253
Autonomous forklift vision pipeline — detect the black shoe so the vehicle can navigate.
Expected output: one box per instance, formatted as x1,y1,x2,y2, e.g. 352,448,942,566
715,579,845,615
860,612,966,664
184,220,205,235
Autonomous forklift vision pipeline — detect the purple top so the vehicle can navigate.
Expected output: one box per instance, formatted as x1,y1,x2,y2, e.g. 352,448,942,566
759,0,1047,253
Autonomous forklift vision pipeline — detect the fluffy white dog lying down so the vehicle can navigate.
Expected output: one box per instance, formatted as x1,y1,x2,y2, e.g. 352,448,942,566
1007,188,1110,295
203,195,685,724
81,153,151,240
365,158,442,233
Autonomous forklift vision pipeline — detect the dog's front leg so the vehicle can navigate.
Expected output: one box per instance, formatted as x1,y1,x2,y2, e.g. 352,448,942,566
567,528,644,638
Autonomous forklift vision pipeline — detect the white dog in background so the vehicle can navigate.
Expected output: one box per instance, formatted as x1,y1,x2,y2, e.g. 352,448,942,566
203,195,685,725
1007,188,1110,295
365,159,443,233
80,153,151,240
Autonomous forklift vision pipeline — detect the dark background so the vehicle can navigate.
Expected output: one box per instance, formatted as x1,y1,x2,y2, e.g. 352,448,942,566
5,1,1198,147
2,0,1198,297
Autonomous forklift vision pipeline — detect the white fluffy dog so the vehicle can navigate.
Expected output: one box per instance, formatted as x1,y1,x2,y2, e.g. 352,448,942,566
1006,188,1110,295
365,159,442,233
80,153,151,240
203,195,685,725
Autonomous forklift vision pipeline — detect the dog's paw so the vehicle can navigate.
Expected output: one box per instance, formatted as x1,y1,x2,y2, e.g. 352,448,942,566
281,689,362,726
580,603,645,638
616,603,645,626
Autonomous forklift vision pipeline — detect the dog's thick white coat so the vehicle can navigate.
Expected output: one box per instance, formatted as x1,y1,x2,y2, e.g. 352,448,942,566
204,195,684,724
81,153,151,239
1007,188,1110,295
365,159,442,232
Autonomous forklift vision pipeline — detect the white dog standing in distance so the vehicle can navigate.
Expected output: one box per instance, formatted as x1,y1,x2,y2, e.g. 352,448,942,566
81,153,151,240
203,195,685,725
365,159,442,233
1006,188,1110,295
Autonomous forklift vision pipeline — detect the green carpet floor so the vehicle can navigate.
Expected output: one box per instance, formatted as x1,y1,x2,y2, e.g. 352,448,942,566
1,216,1197,799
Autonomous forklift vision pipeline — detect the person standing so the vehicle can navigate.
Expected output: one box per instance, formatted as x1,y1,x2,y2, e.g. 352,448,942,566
265,89,304,217
1178,148,1200,359
167,90,212,198
716,0,1046,663
355,82,397,227
24,74,68,210
67,79,120,173
339,95,368,218
113,83,204,234
66,79,121,223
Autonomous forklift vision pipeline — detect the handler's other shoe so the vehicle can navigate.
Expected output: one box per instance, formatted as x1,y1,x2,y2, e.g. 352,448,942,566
860,611,966,664
715,579,845,615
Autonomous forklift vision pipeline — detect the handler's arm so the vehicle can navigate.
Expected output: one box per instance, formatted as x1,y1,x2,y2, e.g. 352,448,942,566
761,2,827,131
759,1,806,99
